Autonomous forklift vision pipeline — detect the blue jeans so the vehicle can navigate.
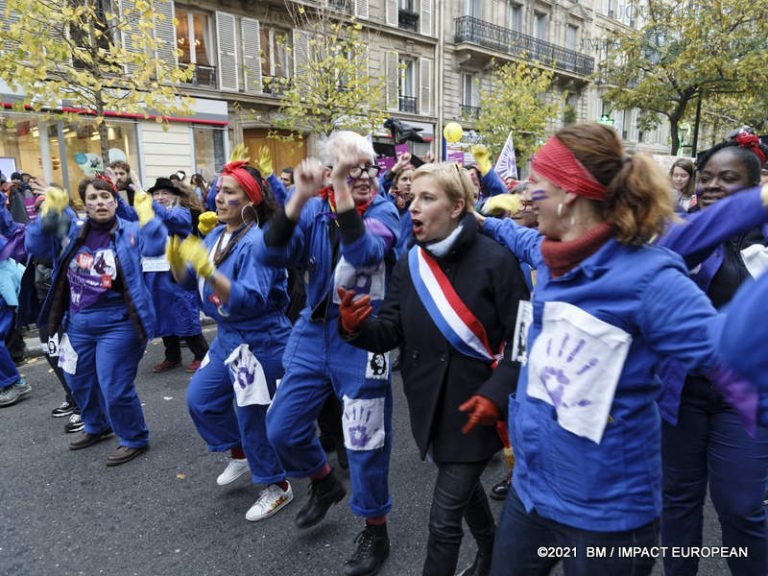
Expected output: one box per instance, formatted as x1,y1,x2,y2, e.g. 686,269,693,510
662,378,768,576
423,460,494,576
490,487,658,576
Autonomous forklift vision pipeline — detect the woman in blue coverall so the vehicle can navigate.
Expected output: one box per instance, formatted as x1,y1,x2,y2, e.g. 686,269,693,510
26,176,164,466
167,160,293,523
478,123,726,576
660,134,768,576
258,131,400,576
143,177,208,374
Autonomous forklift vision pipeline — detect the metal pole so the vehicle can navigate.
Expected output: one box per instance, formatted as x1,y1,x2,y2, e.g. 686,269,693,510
691,91,703,157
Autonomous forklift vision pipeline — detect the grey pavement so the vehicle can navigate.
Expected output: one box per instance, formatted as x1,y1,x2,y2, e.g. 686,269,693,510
2,324,730,575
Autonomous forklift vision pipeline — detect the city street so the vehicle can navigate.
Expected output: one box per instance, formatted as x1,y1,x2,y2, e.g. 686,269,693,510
1,325,730,576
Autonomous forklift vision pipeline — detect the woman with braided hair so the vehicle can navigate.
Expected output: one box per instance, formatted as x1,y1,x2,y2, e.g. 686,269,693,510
168,160,294,522
660,129,768,576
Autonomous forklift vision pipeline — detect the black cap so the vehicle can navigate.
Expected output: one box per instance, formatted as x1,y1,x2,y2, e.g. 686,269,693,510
147,177,181,195
10,172,22,180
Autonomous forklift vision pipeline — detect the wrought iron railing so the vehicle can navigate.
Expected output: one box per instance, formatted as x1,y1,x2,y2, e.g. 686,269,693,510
460,105,481,120
179,63,217,88
399,95,417,113
261,75,292,95
399,9,419,32
454,16,594,76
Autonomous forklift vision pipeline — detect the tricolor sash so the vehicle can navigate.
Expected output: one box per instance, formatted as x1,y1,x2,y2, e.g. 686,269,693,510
408,246,500,366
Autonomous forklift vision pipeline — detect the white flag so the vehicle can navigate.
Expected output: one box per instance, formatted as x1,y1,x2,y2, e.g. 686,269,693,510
495,132,518,181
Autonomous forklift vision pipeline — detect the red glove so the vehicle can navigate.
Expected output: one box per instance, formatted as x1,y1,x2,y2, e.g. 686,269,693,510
337,287,372,334
458,395,500,434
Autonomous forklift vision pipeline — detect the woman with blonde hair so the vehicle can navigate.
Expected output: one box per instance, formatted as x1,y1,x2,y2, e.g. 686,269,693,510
478,123,725,575
338,161,530,576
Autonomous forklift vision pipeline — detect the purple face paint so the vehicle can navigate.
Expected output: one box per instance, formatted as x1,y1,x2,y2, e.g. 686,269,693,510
530,188,549,202
226,199,240,206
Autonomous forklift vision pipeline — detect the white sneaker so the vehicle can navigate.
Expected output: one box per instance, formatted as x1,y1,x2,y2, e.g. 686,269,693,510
245,483,293,522
216,458,250,486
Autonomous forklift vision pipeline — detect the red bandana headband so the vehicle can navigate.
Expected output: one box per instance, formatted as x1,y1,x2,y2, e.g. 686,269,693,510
735,132,767,166
221,161,263,206
531,137,606,201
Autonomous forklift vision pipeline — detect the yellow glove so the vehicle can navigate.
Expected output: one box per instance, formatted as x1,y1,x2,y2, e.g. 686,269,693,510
257,146,273,178
133,191,155,227
197,211,219,236
40,186,69,217
471,144,492,176
165,235,186,276
481,193,522,217
179,235,215,279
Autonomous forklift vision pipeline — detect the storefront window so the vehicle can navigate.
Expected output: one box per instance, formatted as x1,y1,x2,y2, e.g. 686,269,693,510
193,125,226,181
0,113,139,201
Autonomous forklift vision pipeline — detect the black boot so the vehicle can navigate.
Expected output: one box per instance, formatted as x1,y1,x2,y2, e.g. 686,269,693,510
457,543,493,576
488,474,511,501
343,523,390,576
295,470,347,529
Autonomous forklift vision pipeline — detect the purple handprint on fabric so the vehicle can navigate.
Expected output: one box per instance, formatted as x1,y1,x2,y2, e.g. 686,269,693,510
342,396,386,451
538,334,596,409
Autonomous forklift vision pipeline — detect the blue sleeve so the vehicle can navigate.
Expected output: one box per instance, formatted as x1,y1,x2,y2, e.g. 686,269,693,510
0,192,22,236
379,172,394,197
257,204,312,269
657,186,766,268
136,217,168,257
481,169,507,198
482,217,543,268
339,200,400,268
266,173,288,206
154,204,192,237
116,194,138,221
206,175,220,211
718,272,768,386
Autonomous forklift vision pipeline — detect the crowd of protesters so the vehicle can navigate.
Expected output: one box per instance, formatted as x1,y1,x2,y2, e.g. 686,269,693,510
3,123,768,576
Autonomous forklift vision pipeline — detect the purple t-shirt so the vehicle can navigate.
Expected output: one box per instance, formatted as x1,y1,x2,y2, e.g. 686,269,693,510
67,223,122,313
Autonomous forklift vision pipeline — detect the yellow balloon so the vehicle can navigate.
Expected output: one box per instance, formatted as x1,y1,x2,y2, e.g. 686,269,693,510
443,122,463,144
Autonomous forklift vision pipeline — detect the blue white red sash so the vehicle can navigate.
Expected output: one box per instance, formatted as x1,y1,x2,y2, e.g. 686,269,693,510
408,246,500,366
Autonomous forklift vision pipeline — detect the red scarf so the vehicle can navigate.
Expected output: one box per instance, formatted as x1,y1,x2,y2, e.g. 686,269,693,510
318,185,372,216
541,222,613,278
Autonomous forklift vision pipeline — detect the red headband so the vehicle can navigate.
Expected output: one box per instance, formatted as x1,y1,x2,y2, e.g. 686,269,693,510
531,137,606,201
221,161,263,205
94,172,117,194
735,132,767,166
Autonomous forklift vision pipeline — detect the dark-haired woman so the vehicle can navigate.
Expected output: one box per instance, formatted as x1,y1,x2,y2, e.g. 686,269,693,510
25,176,165,466
478,123,725,576
168,161,293,522
660,134,768,576
670,158,697,213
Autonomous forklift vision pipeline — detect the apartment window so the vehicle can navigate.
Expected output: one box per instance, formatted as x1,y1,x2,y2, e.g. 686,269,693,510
400,0,415,11
534,12,548,41
399,58,417,113
70,0,112,67
463,0,480,18
566,25,578,51
508,2,522,32
260,26,290,81
175,7,215,86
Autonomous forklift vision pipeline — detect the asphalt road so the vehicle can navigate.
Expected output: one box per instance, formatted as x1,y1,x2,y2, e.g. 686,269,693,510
1,325,730,576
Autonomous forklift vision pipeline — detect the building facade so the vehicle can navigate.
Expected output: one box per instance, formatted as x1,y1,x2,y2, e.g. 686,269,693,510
0,0,673,193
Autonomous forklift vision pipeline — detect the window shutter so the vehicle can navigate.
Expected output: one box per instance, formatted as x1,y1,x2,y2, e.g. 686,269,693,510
385,51,399,111
153,0,177,68
419,57,432,116
216,12,238,92
385,0,398,26
420,0,432,36
292,30,310,78
1,0,20,56
241,18,262,94
354,0,369,19
119,0,143,74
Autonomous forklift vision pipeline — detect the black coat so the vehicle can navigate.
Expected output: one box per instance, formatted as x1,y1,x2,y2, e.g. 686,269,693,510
348,214,529,463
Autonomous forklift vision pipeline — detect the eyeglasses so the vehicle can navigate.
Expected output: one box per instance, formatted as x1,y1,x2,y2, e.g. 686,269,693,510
348,164,381,179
